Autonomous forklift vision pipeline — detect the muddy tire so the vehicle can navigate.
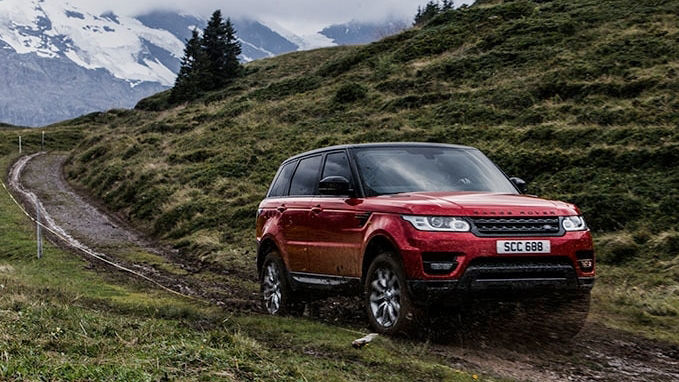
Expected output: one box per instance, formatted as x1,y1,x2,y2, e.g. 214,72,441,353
260,252,303,316
364,252,421,335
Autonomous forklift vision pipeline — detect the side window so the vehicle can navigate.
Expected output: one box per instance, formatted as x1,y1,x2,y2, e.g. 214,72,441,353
322,152,352,182
289,155,322,196
268,161,296,197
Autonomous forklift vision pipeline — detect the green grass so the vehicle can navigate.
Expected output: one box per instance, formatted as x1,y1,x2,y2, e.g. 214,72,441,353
0,150,488,380
590,231,679,344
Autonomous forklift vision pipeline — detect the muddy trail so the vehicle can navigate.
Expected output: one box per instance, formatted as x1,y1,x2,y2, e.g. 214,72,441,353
8,153,679,382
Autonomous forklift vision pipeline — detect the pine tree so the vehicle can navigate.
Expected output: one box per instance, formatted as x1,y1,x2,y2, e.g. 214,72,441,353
201,11,242,89
202,10,228,88
170,9,243,102
223,18,242,78
171,29,206,102
414,1,441,26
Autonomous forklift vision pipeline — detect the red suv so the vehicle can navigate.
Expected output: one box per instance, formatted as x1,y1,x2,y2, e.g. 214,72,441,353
256,143,595,334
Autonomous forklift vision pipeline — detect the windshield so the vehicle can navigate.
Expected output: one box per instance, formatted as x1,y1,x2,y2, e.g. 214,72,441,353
352,146,518,196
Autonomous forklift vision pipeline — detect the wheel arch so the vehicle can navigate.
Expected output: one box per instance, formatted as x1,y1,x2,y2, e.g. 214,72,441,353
361,233,402,284
257,236,279,274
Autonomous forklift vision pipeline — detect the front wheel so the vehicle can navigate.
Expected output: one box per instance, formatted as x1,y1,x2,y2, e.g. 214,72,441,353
364,252,421,335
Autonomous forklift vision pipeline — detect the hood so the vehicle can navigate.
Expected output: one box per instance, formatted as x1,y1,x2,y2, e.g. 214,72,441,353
360,191,579,217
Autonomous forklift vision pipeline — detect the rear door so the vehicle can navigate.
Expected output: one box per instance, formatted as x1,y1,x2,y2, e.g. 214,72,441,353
260,160,299,267
307,151,364,277
281,155,323,272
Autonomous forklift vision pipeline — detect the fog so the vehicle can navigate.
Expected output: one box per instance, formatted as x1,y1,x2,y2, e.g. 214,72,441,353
69,0,474,34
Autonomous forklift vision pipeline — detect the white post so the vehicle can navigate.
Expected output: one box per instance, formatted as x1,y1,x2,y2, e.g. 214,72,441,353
41,131,45,151
18,136,22,154
36,203,43,259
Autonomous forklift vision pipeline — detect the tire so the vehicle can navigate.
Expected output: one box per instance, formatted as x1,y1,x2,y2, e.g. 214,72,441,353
364,252,422,335
260,251,303,316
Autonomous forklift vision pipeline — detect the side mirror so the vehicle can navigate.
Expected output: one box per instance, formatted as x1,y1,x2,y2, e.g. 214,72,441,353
319,176,352,196
510,177,528,193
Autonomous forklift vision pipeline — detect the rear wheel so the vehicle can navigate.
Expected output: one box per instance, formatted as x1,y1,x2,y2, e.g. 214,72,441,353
260,252,303,316
364,252,421,335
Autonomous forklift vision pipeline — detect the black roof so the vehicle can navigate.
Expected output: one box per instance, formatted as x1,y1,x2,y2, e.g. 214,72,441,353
282,142,476,164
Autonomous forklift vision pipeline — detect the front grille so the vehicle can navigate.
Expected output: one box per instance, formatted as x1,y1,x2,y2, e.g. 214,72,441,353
470,217,562,236
461,256,578,290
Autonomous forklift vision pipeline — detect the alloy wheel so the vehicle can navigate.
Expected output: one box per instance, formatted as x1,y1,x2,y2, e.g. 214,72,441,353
369,266,401,328
262,262,282,314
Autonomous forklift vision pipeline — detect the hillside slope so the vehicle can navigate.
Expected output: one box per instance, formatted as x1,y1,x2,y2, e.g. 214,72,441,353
61,0,679,338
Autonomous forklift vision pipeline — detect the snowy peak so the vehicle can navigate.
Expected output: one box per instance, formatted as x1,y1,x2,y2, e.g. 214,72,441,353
0,0,183,85
133,12,305,62
320,19,408,45
261,20,336,51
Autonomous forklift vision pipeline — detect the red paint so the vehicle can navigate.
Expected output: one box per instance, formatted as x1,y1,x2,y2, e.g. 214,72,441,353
257,191,595,280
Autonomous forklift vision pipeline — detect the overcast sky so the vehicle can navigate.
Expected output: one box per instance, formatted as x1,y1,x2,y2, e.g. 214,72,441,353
69,0,474,35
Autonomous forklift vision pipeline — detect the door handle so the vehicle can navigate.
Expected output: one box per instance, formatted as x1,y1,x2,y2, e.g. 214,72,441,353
277,205,287,212
311,205,322,214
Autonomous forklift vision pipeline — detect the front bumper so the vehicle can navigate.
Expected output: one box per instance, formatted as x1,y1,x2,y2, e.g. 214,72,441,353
408,276,595,305
393,225,596,280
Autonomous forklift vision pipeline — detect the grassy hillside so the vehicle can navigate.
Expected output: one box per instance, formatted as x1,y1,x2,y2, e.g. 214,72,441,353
58,0,678,340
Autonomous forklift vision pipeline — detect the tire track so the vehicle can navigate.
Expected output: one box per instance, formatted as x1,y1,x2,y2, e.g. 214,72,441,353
8,153,257,310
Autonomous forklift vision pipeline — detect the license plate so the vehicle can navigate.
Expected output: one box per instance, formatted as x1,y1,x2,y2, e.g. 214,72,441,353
496,240,550,254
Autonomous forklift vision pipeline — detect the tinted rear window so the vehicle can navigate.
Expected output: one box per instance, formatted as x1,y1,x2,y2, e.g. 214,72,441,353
289,155,322,196
268,161,296,197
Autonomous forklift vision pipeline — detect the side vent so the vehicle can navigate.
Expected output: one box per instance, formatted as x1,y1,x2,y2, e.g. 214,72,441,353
355,212,372,227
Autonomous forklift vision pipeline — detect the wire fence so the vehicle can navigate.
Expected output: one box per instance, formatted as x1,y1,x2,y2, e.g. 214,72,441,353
1,153,204,303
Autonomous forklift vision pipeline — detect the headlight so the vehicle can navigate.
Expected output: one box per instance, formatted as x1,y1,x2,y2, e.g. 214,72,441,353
562,216,587,231
402,215,471,232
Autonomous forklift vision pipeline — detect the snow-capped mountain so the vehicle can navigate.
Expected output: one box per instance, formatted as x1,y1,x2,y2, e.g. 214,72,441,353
0,0,183,86
135,12,304,63
0,0,401,126
320,20,409,45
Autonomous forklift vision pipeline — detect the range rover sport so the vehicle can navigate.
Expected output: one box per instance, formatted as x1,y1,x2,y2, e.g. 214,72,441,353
256,143,595,335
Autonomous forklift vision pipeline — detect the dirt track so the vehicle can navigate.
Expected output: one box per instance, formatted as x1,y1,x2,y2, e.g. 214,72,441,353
9,153,258,309
9,153,679,382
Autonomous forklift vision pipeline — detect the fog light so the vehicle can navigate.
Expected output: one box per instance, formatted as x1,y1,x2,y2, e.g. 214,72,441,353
422,252,462,275
429,262,454,271
423,261,458,275
578,259,593,271
576,250,595,272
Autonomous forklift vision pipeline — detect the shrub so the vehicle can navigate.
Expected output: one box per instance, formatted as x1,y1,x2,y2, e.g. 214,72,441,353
649,232,679,258
334,83,368,103
135,91,172,111
597,234,640,264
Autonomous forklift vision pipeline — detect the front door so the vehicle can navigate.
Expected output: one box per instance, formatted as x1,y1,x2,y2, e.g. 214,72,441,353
307,151,364,277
